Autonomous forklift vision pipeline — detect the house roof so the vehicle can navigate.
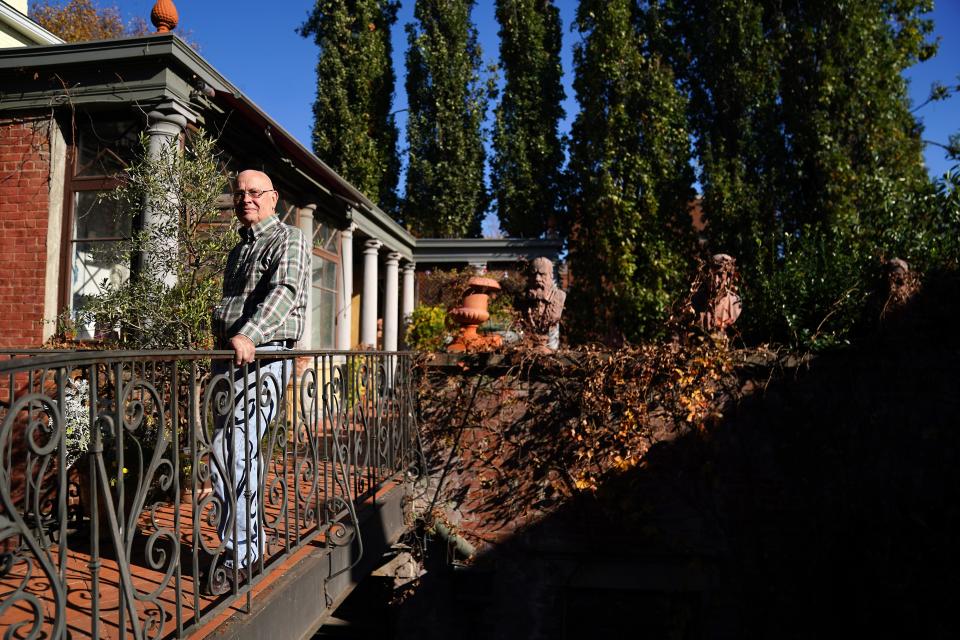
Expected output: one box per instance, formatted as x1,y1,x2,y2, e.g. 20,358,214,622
0,1,64,47
413,238,563,265
0,33,417,259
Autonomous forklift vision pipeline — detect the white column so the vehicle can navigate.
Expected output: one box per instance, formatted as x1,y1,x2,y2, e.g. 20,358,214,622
144,109,187,288
361,239,381,348
297,206,315,349
383,252,400,353
401,261,416,349
337,223,355,350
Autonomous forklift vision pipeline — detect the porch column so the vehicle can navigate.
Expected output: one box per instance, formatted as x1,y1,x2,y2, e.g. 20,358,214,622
401,261,416,348
361,239,381,348
297,205,315,349
144,108,187,288
337,223,355,350
383,252,400,353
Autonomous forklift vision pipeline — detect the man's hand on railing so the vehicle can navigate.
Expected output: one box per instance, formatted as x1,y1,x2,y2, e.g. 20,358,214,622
229,334,256,366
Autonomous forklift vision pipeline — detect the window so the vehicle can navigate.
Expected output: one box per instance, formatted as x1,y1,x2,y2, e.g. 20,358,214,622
69,191,130,313
311,219,340,349
62,116,142,332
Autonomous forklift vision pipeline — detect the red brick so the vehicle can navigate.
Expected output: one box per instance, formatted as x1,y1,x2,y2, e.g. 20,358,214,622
0,118,52,347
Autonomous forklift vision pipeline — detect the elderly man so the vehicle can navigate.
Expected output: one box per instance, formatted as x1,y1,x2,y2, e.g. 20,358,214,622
523,257,566,351
207,169,309,594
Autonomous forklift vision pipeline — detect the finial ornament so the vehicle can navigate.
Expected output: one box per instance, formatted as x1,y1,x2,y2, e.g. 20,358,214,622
151,0,179,33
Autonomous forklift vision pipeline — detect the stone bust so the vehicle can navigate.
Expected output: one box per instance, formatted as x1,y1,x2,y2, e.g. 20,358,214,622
691,253,742,333
523,257,566,351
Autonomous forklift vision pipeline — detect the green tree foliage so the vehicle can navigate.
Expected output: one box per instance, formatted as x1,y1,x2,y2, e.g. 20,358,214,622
79,132,234,349
491,0,566,237
660,0,939,346
402,0,489,238
31,0,148,42
566,0,695,343
300,0,400,215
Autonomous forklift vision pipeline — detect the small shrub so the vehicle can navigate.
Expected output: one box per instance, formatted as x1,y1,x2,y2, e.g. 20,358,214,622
406,305,449,352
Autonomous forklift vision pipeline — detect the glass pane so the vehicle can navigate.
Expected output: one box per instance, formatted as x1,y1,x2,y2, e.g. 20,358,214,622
312,253,337,349
278,201,297,225
71,240,130,312
323,259,337,291
77,119,140,177
320,289,335,349
312,254,327,288
311,290,322,348
311,287,337,349
74,191,131,240
313,222,328,248
313,220,339,255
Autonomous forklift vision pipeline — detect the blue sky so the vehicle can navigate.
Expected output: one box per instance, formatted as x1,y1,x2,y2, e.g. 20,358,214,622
122,0,958,185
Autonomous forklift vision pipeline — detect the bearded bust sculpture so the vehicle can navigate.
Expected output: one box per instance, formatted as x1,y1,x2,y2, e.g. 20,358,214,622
691,253,742,334
522,257,566,351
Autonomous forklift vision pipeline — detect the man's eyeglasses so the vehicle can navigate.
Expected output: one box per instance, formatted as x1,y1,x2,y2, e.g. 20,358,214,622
233,189,276,201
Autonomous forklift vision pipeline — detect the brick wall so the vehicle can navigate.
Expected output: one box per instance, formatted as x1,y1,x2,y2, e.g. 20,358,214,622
0,116,53,348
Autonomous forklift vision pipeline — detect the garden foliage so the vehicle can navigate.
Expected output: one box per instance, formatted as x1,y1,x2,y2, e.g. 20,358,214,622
31,0,148,42
566,0,695,344
77,131,233,350
650,0,945,347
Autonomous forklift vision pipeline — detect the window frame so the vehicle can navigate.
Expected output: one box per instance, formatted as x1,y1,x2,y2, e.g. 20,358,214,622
310,218,341,350
59,148,129,315
58,114,147,325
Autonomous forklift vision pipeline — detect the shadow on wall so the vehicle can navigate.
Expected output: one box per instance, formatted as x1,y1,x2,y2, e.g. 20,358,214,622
390,271,960,639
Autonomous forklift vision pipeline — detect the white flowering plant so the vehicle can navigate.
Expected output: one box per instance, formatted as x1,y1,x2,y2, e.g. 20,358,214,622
62,378,91,469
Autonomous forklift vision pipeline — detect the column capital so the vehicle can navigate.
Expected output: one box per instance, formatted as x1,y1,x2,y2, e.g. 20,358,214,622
363,239,382,254
402,261,416,273
340,222,357,237
385,251,401,265
146,104,189,139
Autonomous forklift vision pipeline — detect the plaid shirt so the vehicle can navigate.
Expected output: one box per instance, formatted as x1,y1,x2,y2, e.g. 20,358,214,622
213,214,310,346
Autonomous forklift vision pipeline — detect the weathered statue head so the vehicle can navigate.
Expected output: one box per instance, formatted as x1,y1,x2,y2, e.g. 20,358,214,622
528,257,556,300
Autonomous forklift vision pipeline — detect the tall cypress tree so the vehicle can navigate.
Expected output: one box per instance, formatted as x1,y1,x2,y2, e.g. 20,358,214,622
491,0,566,238
300,0,400,215
566,0,695,343
403,0,489,238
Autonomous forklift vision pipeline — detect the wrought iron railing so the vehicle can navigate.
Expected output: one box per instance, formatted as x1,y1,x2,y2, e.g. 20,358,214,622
0,349,423,639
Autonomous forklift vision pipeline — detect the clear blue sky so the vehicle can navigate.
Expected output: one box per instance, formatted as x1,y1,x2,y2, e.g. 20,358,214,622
123,0,958,184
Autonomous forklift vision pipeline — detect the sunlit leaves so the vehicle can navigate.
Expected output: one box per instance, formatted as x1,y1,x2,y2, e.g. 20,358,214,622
402,0,489,237
300,0,400,214
80,131,233,349
566,0,695,343
491,0,566,238
658,0,940,347
31,0,147,42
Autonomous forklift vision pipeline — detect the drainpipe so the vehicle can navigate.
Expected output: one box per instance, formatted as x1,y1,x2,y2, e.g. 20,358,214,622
433,521,476,559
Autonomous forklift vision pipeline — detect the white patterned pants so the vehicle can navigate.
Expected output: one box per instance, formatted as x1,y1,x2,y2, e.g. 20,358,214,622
210,347,290,569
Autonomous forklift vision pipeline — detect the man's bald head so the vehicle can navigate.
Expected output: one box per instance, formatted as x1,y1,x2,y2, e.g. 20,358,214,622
234,170,279,227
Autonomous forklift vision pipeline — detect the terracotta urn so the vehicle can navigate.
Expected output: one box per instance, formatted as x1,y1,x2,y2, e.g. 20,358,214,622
447,276,503,352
